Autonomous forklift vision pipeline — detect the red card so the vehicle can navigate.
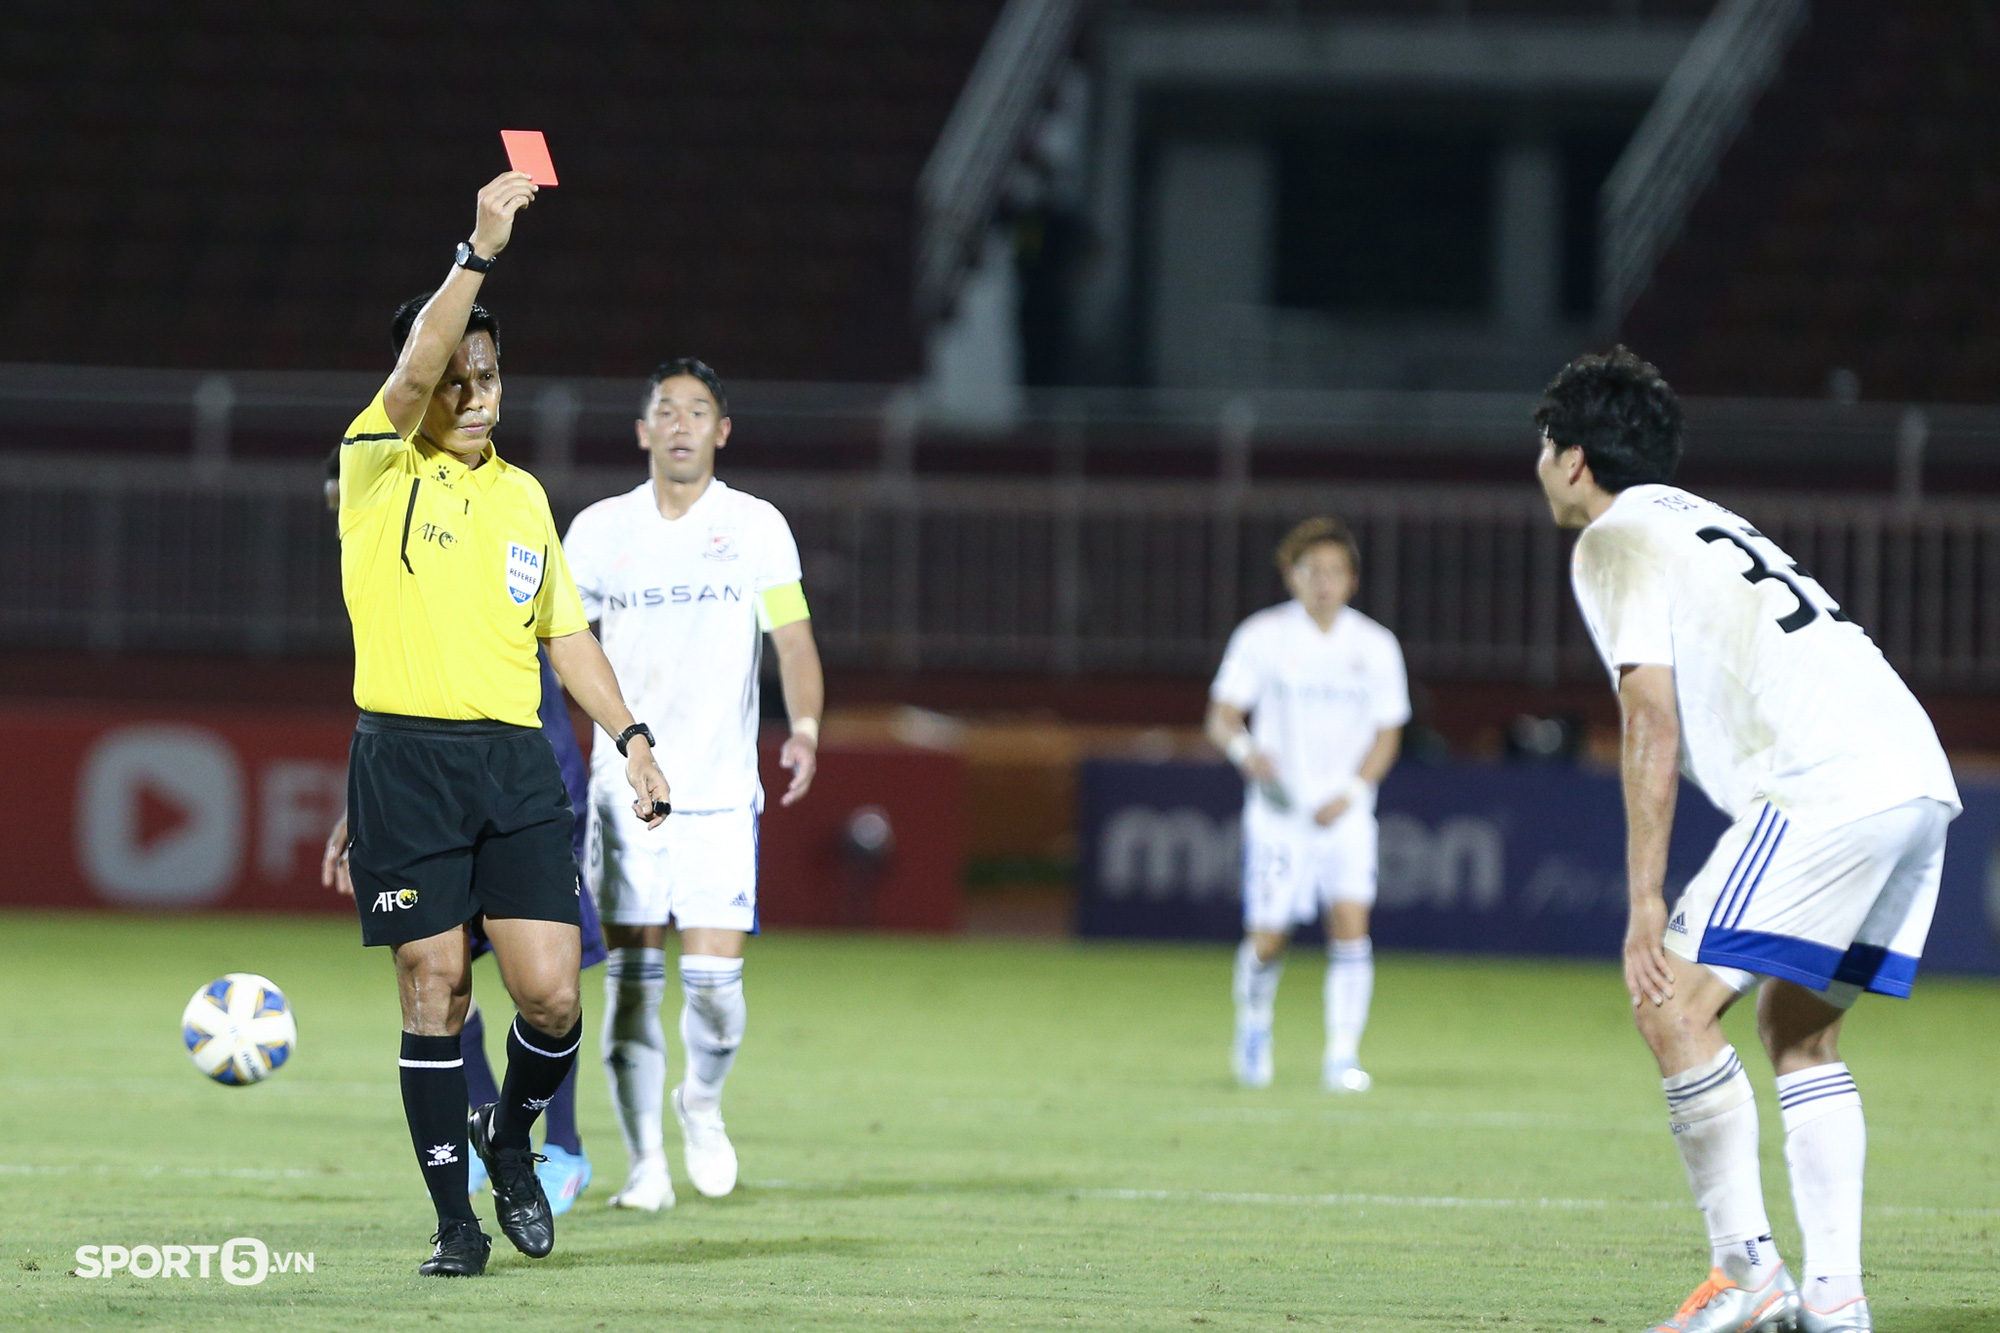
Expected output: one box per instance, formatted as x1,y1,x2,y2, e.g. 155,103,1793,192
500,130,558,186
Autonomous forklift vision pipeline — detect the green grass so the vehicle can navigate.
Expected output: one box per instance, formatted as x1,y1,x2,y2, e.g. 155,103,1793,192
3,913,1996,1330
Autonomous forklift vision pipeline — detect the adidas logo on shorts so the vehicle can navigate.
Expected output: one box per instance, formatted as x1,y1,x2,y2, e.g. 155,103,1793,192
1667,912,1688,935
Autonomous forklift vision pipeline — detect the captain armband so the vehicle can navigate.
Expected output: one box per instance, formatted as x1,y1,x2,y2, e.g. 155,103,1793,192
756,581,810,632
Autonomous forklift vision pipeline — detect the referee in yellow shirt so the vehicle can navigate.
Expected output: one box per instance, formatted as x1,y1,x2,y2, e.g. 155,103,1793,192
337,171,671,1277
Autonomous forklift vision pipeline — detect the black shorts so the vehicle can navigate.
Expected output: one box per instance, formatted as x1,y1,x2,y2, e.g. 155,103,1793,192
347,711,581,948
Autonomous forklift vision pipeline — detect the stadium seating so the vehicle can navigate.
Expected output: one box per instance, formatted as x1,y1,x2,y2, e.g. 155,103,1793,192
0,0,1005,380
1624,0,2000,403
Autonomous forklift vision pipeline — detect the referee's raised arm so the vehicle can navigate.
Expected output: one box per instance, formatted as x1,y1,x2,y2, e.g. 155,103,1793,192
382,171,537,439
332,166,676,1277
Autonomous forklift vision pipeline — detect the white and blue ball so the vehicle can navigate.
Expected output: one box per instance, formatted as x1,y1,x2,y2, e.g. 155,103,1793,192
181,973,296,1086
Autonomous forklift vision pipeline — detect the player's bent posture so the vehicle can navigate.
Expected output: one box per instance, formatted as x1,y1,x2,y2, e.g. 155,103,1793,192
564,358,823,1210
1538,349,1959,1333
1206,518,1408,1092
338,173,670,1276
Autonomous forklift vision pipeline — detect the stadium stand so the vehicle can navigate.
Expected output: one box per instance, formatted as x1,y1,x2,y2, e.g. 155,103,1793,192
1625,0,2000,403
0,0,1005,380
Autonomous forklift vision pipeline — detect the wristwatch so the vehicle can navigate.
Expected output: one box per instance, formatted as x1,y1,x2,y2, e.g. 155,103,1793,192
454,241,497,273
614,722,655,757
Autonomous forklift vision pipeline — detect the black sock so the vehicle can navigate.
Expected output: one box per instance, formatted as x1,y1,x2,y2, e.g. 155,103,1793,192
399,1032,476,1224
494,1016,581,1150
542,1065,582,1155
460,1009,501,1109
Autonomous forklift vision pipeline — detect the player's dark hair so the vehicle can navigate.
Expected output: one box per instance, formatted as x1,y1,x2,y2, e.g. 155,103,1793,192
390,293,501,359
1275,516,1360,576
643,358,728,417
1533,346,1683,492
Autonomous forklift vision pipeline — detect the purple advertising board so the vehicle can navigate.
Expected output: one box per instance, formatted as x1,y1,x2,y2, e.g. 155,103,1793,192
1077,760,2000,979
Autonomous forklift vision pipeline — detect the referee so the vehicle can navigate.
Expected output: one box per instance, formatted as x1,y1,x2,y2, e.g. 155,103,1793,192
336,171,671,1277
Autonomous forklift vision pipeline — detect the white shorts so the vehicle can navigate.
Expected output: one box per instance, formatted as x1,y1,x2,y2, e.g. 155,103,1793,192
1241,803,1378,933
585,789,759,933
1666,797,1952,1003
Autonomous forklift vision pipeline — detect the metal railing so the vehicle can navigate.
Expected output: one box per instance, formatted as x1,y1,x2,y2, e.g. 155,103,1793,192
9,363,2000,485
915,0,1084,323
4,454,1999,690
1600,0,1808,320
0,363,892,476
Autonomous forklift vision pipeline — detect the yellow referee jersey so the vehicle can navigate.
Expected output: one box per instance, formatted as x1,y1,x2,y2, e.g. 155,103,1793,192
338,389,588,727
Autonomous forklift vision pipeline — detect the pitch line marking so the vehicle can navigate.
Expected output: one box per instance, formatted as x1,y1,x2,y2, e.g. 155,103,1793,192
1,1166,1988,1219
1082,1189,2000,1219
1083,1189,2000,1219
744,1180,2000,1219
1082,1187,1623,1210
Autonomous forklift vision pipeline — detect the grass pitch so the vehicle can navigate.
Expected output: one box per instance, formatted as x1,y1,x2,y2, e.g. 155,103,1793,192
3,913,1996,1331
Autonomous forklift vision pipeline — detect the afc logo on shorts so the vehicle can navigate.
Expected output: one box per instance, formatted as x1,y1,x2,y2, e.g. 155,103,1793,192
506,542,544,605
372,888,419,912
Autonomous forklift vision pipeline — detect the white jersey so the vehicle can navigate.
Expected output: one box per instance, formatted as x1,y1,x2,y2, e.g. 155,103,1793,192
1572,484,1959,833
565,478,802,813
1210,601,1411,822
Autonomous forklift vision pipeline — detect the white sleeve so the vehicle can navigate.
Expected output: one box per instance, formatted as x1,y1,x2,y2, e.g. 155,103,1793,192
563,507,605,623
1372,631,1412,730
753,503,804,594
1209,620,1265,711
1573,522,1676,677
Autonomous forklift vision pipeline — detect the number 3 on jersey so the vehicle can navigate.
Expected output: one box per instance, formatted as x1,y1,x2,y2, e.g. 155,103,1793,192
1697,525,1851,634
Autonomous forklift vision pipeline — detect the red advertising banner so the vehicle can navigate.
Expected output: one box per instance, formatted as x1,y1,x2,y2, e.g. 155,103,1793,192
0,704,967,931
755,740,966,932
0,704,355,912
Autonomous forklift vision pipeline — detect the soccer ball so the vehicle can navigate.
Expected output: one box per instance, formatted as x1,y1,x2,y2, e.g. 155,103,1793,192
181,973,297,1086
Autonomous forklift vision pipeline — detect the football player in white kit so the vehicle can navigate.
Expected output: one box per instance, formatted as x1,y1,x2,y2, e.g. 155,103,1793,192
1206,517,1409,1093
564,359,823,1211
1538,348,1959,1333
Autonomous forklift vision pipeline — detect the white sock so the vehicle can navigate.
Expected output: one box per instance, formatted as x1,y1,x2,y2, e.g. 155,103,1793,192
1232,939,1283,1031
679,955,746,1112
1662,1046,1783,1289
1324,936,1373,1065
1778,1062,1867,1311
603,947,668,1165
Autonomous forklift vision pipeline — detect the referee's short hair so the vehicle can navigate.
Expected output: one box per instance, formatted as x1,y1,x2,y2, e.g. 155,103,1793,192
391,293,501,359
644,358,728,417
1276,516,1360,576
